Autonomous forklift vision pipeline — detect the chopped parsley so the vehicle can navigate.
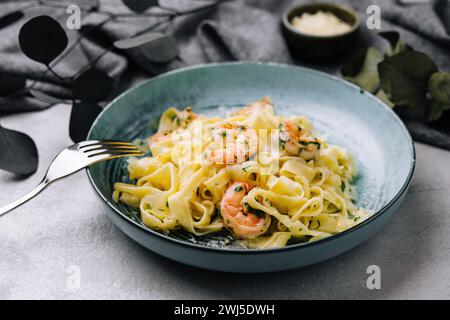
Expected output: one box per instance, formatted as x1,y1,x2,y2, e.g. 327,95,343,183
298,140,321,149
348,212,360,222
340,181,346,192
310,141,321,149
279,137,286,149
298,140,309,146
244,203,265,218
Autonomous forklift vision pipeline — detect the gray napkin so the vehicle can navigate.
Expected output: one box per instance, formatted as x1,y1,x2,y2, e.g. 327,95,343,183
0,0,449,148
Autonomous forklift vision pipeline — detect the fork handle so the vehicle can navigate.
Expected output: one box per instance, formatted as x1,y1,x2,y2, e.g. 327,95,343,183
0,179,49,217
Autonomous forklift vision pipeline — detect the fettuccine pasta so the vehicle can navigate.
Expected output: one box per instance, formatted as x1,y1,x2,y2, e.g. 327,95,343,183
113,97,370,249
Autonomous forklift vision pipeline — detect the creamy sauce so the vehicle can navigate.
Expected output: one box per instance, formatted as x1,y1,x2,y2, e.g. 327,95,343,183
292,11,352,36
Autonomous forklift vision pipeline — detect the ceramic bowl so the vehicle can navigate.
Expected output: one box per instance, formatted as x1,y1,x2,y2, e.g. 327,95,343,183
282,2,361,60
87,62,415,273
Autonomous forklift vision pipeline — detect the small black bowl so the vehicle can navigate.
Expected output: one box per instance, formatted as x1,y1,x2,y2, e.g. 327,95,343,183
282,2,361,61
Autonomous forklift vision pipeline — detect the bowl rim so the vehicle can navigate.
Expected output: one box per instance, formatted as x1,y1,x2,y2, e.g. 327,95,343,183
86,61,416,255
282,2,361,39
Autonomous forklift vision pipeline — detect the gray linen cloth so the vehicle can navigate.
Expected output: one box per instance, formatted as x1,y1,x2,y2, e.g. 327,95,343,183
0,0,449,148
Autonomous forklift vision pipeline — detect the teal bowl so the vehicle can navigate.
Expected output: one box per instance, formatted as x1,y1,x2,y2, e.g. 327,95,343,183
87,62,415,273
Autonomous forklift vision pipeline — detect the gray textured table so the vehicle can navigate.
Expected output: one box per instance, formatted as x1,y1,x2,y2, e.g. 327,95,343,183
1,100,450,300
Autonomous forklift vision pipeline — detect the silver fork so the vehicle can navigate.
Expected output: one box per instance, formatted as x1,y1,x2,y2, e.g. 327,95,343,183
0,140,144,217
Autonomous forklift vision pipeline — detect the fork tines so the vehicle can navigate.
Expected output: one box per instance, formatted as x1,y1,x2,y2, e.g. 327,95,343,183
78,140,144,158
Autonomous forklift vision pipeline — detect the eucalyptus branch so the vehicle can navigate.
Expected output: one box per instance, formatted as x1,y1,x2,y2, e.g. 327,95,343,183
1,19,113,101
176,0,229,16
0,0,231,175
46,64,71,82
4,0,226,101
2,0,229,102
133,17,174,37
73,45,114,79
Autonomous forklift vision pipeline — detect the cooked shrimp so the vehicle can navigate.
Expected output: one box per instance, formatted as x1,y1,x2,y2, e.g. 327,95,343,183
149,108,197,145
149,131,172,145
279,120,320,160
220,182,269,239
236,96,272,116
205,124,258,165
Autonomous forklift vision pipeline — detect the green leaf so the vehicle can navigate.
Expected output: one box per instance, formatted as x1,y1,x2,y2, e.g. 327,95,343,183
428,99,450,122
0,124,38,175
341,49,366,76
428,72,450,104
122,0,159,12
378,51,438,111
341,47,383,93
29,89,68,105
114,32,179,63
379,31,400,48
428,72,450,122
379,31,410,56
376,89,395,108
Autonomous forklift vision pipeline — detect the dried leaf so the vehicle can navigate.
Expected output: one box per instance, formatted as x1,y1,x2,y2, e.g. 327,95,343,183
18,15,68,65
69,102,103,142
0,124,38,175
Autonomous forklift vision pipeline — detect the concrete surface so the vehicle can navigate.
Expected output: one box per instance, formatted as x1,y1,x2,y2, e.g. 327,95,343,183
1,102,450,300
